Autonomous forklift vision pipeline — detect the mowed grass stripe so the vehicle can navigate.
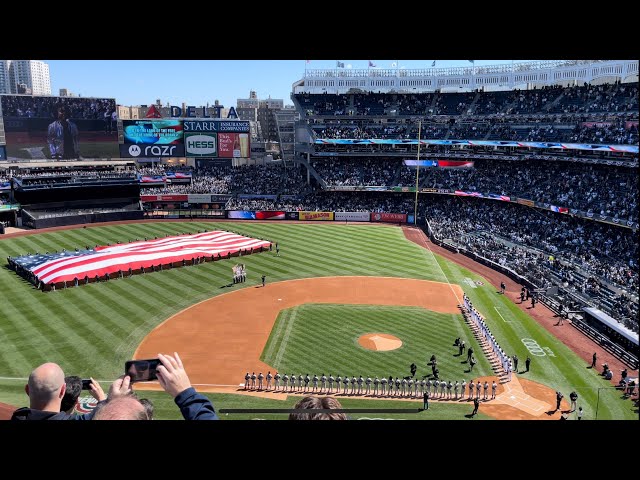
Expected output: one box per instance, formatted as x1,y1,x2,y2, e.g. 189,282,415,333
264,304,492,381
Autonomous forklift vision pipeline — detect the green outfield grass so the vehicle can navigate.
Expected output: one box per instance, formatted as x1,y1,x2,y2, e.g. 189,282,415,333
262,304,492,381
0,221,636,420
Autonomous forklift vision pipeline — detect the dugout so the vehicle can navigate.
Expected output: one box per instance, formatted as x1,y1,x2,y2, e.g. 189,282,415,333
580,307,639,368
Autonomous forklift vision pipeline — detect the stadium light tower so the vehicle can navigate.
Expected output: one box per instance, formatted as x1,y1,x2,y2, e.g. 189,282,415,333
413,119,422,225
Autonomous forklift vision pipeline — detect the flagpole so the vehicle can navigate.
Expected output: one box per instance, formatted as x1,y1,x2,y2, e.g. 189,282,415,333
414,119,422,225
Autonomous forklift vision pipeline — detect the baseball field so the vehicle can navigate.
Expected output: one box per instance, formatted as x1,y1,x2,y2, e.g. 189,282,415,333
0,220,636,420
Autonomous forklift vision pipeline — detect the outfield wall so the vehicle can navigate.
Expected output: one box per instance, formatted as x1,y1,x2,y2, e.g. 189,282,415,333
144,209,407,224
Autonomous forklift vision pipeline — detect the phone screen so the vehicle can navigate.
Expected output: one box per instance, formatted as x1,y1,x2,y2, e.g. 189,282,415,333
81,379,92,390
125,359,161,383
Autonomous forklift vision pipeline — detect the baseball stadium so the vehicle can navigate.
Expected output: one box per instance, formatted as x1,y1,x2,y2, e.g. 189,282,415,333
0,59,638,421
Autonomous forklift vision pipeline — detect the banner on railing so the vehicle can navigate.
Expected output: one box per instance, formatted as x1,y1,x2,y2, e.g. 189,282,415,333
140,195,188,202
315,138,638,153
188,194,213,203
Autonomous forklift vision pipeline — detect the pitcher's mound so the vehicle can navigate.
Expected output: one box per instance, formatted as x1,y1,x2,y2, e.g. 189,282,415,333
358,333,402,351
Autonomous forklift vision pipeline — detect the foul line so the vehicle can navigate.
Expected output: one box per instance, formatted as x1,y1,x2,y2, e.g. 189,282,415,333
417,230,462,305
494,306,511,323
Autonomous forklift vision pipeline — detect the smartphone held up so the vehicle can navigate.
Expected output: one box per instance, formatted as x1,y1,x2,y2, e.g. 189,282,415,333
125,359,161,383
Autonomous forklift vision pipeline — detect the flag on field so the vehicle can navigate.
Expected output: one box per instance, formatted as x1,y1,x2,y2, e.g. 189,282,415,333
368,60,376,67
13,231,271,285
337,61,345,68
468,60,475,64
431,60,436,67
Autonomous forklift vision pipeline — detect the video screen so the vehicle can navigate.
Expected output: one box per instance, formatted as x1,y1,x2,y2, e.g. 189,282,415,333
1,94,119,160
123,119,183,145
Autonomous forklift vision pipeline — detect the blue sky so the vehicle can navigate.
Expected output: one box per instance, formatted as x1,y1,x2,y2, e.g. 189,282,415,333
47,60,532,108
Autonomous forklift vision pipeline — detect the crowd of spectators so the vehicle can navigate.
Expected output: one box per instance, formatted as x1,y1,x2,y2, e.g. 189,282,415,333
395,159,638,223
229,191,416,214
1,95,116,120
140,164,309,196
312,114,638,145
296,82,638,118
424,197,638,331
17,170,136,187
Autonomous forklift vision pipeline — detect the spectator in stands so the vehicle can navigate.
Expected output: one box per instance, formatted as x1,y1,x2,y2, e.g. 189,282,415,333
92,395,150,420
47,103,80,160
289,396,348,420
11,362,105,420
60,376,82,414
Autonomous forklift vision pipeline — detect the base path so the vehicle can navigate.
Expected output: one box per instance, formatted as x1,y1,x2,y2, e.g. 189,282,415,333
134,276,462,389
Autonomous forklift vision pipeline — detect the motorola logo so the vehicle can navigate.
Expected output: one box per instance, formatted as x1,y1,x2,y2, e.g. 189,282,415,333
128,145,141,157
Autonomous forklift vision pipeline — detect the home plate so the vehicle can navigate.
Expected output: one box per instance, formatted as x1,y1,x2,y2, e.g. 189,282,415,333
278,298,282,301
510,395,517,400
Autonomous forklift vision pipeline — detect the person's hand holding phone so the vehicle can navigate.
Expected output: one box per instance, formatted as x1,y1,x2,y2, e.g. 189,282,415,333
108,374,133,398
86,377,107,402
156,352,192,398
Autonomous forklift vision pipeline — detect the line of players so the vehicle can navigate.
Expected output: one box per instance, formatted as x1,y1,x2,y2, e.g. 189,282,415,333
463,292,513,380
243,371,499,400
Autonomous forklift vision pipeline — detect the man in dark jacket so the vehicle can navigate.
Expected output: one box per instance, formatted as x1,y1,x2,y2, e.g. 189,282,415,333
11,362,100,420
471,396,480,417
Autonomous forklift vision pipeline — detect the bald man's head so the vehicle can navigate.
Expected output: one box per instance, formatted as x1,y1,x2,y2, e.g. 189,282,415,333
27,362,66,411
92,395,149,420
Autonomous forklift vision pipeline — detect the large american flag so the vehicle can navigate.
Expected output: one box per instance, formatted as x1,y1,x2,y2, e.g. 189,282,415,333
14,231,271,285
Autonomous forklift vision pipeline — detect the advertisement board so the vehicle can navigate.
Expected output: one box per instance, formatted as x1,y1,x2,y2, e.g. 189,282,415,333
187,194,213,203
370,212,407,223
119,143,185,158
0,145,6,160
516,198,535,207
140,195,188,202
182,120,250,133
334,211,370,222
122,119,183,145
255,211,286,220
286,211,299,220
184,133,217,157
1,94,119,160
227,211,255,219
299,211,334,221
226,210,285,220
217,132,250,158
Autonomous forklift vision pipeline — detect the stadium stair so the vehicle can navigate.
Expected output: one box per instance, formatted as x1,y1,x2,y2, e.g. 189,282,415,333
465,91,483,115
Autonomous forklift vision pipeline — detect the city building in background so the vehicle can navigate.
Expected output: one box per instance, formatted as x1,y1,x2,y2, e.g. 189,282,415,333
0,61,11,95
2,60,51,96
